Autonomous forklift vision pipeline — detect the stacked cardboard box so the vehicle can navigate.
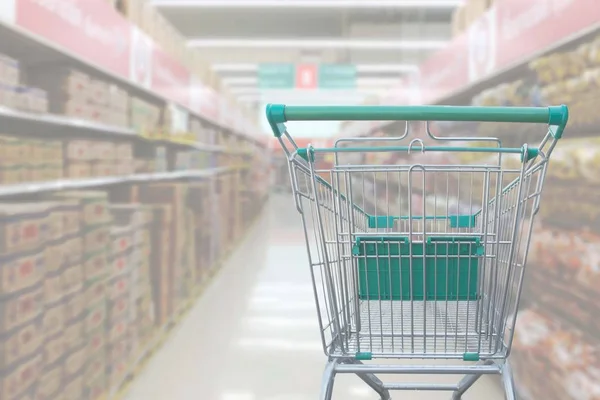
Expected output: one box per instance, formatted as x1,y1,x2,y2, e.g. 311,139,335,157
146,204,173,326
28,67,129,127
0,52,49,114
187,182,212,285
0,136,63,184
106,219,134,394
109,205,155,355
54,191,112,400
0,203,63,400
64,140,135,179
139,183,190,321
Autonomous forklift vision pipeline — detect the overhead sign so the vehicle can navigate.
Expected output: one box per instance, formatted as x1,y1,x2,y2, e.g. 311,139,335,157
258,64,295,89
259,63,356,90
318,64,356,89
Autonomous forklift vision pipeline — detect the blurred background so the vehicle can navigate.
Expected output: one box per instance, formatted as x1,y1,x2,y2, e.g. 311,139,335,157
0,0,597,399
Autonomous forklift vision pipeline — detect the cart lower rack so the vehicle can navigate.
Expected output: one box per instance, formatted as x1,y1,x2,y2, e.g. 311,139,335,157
266,104,568,400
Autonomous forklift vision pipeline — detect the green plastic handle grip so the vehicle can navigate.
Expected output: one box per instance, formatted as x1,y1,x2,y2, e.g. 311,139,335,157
266,104,569,138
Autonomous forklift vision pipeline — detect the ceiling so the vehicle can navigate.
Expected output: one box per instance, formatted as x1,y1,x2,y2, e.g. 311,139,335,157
152,0,460,110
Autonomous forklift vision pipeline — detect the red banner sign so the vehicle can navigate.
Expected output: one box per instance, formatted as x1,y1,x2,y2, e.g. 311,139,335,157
413,0,600,104
419,34,469,104
151,47,191,108
16,0,131,78
494,0,600,68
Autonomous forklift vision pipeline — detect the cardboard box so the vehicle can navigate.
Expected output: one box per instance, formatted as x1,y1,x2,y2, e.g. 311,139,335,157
84,279,106,308
0,136,27,165
43,330,65,366
109,225,134,257
64,289,85,322
42,300,65,338
107,273,130,304
61,234,83,267
84,351,106,386
65,140,94,161
85,327,106,358
63,317,85,354
107,317,128,343
0,203,53,255
0,354,42,400
0,248,45,297
36,363,63,400
0,316,43,370
83,225,110,255
91,162,117,177
84,372,107,400
63,373,84,400
0,284,44,333
89,80,109,106
0,54,20,87
62,264,83,296
54,191,111,227
64,346,87,380
83,250,108,283
66,162,92,179
109,250,131,278
44,272,64,305
116,143,133,160
92,142,116,161
84,302,107,335
145,205,173,325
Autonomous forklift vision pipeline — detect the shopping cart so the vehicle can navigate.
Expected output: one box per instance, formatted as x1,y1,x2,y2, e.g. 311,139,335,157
266,104,568,400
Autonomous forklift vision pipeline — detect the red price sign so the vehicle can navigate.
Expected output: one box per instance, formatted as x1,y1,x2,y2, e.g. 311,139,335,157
296,64,317,89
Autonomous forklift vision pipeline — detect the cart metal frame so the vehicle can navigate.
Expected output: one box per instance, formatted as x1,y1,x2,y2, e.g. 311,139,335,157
266,104,568,400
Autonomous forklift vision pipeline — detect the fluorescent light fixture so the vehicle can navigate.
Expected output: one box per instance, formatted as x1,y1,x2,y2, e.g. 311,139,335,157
357,64,419,73
221,77,258,86
154,0,463,9
223,76,401,88
212,63,419,73
188,38,447,50
232,88,388,96
357,77,403,86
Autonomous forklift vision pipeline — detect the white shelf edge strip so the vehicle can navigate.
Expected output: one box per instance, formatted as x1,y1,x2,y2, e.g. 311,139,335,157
0,106,238,152
0,106,137,136
0,167,233,197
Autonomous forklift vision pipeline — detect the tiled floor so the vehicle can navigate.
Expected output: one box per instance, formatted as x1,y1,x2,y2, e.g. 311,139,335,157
124,194,505,400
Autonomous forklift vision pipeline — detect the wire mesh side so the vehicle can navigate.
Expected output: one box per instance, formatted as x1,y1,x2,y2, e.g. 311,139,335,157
290,151,548,359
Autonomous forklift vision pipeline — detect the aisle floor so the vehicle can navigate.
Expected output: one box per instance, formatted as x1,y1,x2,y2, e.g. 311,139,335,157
125,194,505,400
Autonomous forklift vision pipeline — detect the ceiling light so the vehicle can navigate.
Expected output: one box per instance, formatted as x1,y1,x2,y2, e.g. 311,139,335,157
188,38,447,50
221,77,258,86
212,63,419,73
154,0,463,9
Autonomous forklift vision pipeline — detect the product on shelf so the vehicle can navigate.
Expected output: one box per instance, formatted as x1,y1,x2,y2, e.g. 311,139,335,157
130,97,161,136
513,309,600,400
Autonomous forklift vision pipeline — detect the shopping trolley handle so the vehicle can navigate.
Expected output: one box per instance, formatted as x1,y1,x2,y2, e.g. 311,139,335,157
266,104,569,139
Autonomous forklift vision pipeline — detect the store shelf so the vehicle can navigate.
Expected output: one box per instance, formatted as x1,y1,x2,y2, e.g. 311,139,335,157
0,11,263,145
0,105,137,136
0,167,230,197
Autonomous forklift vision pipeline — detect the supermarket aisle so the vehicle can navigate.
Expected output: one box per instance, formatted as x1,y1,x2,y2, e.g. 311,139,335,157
125,194,503,400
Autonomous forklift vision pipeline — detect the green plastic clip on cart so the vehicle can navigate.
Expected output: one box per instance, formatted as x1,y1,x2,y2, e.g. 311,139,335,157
266,103,568,400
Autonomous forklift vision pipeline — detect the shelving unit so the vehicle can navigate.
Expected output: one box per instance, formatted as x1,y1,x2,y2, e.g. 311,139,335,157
0,3,269,400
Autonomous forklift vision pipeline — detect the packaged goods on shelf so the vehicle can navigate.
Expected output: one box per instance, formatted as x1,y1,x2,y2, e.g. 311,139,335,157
512,309,600,400
0,353,43,400
0,137,64,184
130,97,161,136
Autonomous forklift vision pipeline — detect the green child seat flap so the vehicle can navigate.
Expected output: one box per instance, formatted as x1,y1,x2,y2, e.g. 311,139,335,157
353,236,483,301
